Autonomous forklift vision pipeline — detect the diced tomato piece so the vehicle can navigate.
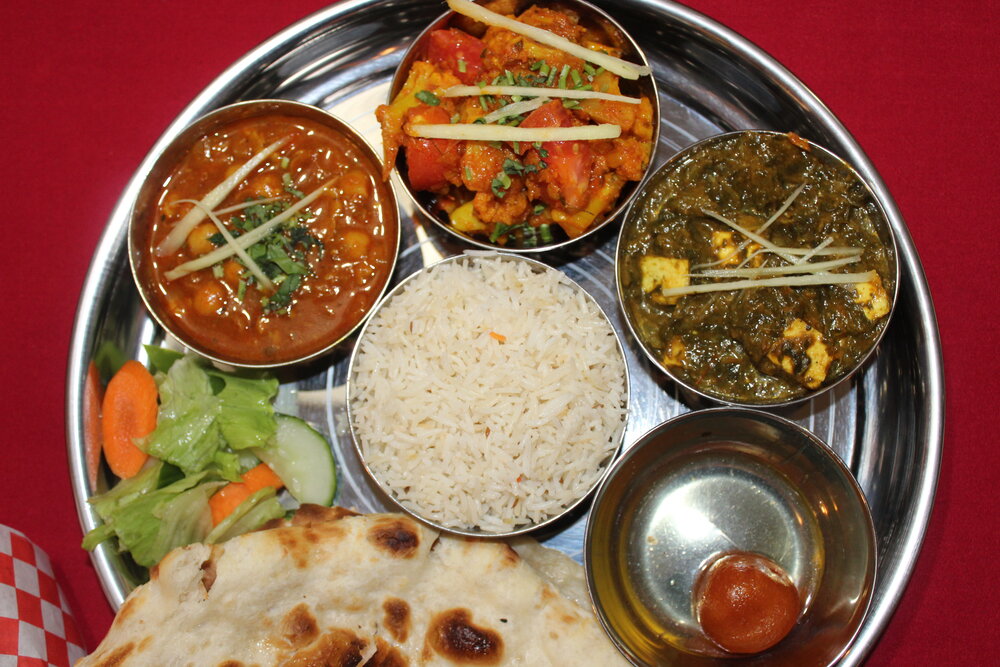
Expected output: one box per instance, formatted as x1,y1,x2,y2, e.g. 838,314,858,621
404,105,461,191
521,99,576,130
425,29,485,85
521,101,593,210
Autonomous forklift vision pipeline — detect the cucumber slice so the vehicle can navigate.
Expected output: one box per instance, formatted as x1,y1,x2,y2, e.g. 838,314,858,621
253,415,336,506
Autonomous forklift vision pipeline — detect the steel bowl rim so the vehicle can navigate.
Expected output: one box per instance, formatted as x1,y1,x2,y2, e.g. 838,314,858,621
345,250,631,538
583,405,878,666
614,128,902,408
126,98,401,370
384,0,661,253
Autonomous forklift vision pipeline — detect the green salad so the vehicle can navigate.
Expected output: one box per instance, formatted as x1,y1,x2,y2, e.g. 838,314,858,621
82,346,336,569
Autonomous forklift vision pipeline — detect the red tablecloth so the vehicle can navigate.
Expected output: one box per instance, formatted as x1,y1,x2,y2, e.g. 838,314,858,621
1,0,996,663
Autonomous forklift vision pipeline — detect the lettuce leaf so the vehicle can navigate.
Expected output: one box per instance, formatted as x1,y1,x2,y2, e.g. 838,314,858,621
83,468,223,567
207,370,278,450
143,356,278,477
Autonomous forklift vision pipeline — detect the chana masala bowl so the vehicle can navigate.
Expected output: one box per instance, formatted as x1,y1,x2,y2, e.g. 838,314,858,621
129,100,400,368
378,0,659,251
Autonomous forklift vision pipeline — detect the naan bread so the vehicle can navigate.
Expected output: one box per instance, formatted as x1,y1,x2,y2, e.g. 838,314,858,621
78,506,628,666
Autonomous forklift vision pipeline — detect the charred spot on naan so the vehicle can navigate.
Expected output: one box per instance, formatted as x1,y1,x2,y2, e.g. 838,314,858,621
368,638,409,667
426,608,503,665
282,603,320,649
282,627,369,667
292,504,360,526
200,545,223,594
87,642,135,667
218,661,246,667
383,597,411,642
367,517,421,557
113,596,140,624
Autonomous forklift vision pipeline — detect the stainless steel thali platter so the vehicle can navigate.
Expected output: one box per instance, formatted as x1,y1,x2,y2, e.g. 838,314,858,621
65,1,944,664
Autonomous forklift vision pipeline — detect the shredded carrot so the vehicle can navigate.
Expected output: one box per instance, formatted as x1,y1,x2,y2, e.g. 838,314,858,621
101,361,156,479
209,463,285,526
83,361,104,488
489,331,507,343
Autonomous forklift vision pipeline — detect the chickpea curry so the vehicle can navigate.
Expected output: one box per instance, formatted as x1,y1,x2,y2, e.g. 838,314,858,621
618,132,896,404
141,113,397,366
377,0,654,248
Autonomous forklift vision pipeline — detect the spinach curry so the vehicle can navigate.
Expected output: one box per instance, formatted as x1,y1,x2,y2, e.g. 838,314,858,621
618,131,896,404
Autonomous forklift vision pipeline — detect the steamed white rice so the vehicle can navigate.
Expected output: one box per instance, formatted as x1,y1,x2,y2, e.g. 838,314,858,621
349,255,628,533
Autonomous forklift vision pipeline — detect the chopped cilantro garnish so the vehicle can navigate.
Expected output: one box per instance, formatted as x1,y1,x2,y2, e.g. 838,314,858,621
415,90,440,106
264,273,302,313
539,223,554,243
282,172,304,198
491,172,512,198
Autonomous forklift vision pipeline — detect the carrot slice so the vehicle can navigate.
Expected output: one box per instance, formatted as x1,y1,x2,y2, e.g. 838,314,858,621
83,361,104,487
242,462,285,491
209,463,285,526
101,360,157,479
208,483,254,526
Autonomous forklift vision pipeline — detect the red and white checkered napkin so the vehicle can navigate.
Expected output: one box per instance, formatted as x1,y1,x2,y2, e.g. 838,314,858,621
1,526,85,667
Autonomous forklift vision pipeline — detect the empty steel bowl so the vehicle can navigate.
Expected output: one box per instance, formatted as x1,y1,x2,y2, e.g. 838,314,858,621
127,99,399,368
384,0,660,252
616,130,899,408
585,408,876,666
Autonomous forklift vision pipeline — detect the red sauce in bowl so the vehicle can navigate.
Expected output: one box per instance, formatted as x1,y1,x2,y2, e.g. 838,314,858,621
694,551,802,654
139,111,397,366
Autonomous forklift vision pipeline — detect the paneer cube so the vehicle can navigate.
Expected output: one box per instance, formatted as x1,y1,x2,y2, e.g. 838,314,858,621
711,230,742,267
662,336,685,367
853,273,890,321
640,255,690,305
766,318,832,389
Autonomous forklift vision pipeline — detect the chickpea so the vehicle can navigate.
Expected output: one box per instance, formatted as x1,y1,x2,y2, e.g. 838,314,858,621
340,230,371,260
187,222,217,255
243,172,283,199
193,281,227,316
337,168,372,199
222,259,243,286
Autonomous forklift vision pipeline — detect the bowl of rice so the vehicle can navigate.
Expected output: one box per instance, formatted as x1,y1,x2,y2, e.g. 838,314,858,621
346,252,629,536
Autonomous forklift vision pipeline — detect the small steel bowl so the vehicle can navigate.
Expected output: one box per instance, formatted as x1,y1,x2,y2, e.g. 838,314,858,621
615,130,900,408
585,408,876,666
346,252,630,537
128,99,399,369
385,0,660,252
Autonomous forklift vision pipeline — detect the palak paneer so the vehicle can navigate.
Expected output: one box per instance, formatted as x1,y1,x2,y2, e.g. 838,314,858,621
618,131,896,404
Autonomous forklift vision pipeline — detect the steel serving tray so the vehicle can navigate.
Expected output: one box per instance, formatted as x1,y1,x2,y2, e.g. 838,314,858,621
65,1,943,664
